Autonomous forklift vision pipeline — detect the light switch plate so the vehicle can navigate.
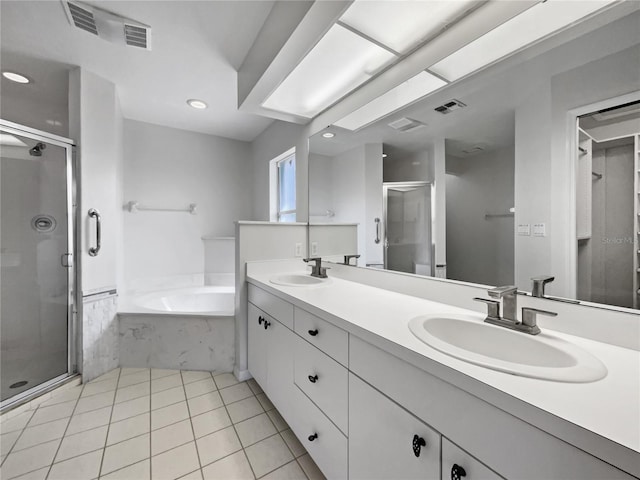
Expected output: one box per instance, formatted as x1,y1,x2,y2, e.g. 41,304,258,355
295,243,302,257
533,223,546,236
518,224,531,236
311,242,318,256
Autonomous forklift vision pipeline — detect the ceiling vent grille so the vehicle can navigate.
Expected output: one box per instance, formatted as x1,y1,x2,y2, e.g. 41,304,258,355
63,1,151,50
434,99,467,114
124,23,151,49
67,2,98,35
388,117,426,133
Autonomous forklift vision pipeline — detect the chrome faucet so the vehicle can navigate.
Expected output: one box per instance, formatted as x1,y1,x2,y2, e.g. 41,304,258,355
474,285,557,335
303,257,328,278
343,254,360,266
531,275,554,298
488,285,518,322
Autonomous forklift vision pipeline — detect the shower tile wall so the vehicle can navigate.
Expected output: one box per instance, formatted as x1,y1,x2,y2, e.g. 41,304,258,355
82,295,119,382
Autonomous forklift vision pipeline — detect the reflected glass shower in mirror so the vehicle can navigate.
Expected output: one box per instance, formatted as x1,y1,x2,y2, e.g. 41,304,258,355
308,2,640,311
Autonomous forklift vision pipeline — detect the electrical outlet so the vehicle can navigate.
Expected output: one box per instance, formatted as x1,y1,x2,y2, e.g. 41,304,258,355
295,243,302,257
311,242,318,256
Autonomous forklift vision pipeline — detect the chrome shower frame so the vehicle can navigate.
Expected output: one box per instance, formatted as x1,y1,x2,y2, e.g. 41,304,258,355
0,119,78,413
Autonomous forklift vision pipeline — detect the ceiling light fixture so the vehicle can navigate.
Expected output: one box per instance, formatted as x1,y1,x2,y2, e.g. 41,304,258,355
334,71,446,131
187,99,208,109
2,71,30,84
339,0,479,55
262,23,396,118
382,154,388,158
430,0,618,81
322,132,335,138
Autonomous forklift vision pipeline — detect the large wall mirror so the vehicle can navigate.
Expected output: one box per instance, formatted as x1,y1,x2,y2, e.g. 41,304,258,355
308,2,640,312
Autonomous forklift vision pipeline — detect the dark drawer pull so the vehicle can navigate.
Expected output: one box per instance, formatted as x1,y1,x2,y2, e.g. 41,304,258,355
308,374,318,383
451,464,467,480
263,320,271,330
258,316,264,325
308,433,318,441
412,434,426,457
308,329,319,336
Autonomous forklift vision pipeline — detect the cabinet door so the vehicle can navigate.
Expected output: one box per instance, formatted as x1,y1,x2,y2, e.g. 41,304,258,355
247,303,268,389
349,374,440,480
441,438,503,480
265,316,295,411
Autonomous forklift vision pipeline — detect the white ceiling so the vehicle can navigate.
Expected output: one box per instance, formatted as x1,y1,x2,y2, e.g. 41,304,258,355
0,0,277,142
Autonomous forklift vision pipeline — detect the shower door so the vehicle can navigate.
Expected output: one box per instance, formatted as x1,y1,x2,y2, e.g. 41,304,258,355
0,122,75,405
383,182,433,275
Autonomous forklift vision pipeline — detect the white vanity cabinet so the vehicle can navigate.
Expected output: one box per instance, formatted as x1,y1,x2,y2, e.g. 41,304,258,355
247,285,296,411
349,373,441,480
246,280,637,480
441,438,503,480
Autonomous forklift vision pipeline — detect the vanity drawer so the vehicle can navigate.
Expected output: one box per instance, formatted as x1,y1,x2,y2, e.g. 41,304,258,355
248,284,294,329
289,385,348,480
294,307,348,366
349,373,441,480
441,438,503,480
294,334,348,434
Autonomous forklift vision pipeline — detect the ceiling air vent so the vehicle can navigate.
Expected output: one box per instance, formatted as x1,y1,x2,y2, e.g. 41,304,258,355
63,1,151,50
124,23,151,50
388,117,426,133
66,1,98,35
434,99,467,114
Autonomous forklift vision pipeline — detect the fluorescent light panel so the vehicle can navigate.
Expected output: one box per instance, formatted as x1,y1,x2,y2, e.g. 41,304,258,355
262,24,396,118
430,0,618,81
334,71,446,131
339,0,480,55
0,134,28,147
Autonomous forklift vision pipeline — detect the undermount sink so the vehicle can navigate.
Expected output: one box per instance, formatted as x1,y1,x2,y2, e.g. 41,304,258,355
408,314,607,383
269,273,331,287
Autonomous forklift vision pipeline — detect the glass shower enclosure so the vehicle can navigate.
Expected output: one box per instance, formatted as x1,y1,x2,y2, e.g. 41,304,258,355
383,182,433,275
0,120,76,408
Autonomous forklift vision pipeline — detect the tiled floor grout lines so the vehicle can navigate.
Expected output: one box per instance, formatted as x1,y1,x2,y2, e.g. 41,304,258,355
43,377,87,480
0,368,323,480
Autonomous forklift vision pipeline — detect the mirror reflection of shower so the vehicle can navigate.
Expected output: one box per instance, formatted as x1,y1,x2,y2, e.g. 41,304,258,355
576,100,640,309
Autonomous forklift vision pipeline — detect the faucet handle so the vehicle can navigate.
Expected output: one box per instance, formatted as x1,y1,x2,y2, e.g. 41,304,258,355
520,307,557,335
473,297,501,321
487,285,517,299
343,254,361,265
531,276,555,297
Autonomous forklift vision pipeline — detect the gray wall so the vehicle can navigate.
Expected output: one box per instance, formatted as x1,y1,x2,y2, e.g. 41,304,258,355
123,119,253,287
446,146,515,286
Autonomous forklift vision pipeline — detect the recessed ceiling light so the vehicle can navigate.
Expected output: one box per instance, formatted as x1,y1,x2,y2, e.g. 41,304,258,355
322,132,335,138
187,99,207,109
2,71,30,84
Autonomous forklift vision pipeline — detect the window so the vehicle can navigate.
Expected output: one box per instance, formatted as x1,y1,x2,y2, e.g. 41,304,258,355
269,148,296,222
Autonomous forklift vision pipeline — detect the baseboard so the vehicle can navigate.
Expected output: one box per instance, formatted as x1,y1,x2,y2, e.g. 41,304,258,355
233,367,252,382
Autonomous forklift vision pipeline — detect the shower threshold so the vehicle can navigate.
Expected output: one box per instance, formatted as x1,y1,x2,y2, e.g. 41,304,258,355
0,373,81,416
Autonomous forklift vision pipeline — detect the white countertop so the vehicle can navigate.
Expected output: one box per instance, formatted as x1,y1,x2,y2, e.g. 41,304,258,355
246,263,640,476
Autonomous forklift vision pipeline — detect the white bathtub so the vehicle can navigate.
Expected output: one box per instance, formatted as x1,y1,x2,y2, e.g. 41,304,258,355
120,286,234,316
118,285,235,372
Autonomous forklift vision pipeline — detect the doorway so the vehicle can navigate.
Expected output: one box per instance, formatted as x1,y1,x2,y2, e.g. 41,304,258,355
383,182,433,275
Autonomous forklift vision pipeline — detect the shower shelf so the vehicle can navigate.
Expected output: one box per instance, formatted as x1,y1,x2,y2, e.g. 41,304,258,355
125,201,197,214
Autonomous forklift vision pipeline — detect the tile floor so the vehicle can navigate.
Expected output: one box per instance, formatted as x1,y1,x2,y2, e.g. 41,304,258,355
0,368,326,480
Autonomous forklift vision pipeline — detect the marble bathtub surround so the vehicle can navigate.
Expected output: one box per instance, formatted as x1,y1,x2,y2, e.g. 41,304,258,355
0,368,324,480
119,315,235,372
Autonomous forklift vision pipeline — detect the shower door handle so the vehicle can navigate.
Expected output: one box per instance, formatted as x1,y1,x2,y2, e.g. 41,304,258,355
374,217,381,244
88,208,101,257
